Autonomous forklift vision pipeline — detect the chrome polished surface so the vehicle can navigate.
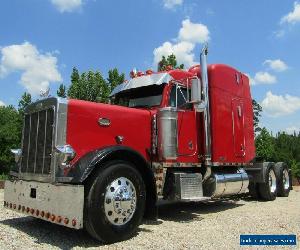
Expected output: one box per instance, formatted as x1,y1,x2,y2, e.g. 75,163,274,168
269,169,277,193
157,107,178,161
11,149,22,163
204,169,249,198
283,169,290,190
199,45,212,165
56,144,76,166
19,97,68,182
104,177,137,226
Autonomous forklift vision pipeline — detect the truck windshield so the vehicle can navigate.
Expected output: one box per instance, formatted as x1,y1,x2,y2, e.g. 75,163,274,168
113,84,166,108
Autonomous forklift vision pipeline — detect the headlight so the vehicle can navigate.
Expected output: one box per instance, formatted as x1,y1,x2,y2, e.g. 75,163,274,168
55,145,76,164
11,149,22,163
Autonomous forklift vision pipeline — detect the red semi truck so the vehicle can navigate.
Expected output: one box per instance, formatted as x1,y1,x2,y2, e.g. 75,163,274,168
4,46,291,243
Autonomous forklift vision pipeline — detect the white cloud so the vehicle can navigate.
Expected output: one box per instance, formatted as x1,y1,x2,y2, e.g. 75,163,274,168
253,72,277,85
51,0,82,13
0,100,5,106
153,19,210,68
286,125,300,134
163,0,183,9
178,19,210,44
0,42,62,95
281,1,300,24
261,91,300,117
153,41,196,68
263,59,288,72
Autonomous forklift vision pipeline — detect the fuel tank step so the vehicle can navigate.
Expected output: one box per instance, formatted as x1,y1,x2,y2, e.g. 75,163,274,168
165,172,208,201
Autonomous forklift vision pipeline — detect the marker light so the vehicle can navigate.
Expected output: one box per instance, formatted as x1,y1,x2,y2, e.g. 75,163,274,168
11,149,22,163
146,69,153,75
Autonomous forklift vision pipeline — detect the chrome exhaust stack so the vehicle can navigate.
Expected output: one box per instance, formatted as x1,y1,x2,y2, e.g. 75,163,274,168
191,45,211,166
200,45,212,166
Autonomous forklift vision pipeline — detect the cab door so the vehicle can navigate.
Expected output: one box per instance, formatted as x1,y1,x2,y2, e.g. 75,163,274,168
169,84,198,158
232,98,245,157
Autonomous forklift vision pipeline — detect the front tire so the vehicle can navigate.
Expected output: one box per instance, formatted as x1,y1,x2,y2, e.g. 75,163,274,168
258,164,277,201
84,161,146,243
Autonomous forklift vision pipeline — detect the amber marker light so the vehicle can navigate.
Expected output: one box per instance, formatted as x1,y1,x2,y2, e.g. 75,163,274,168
146,69,153,75
41,211,45,217
26,207,30,213
64,218,69,224
51,214,56,221
36,210,39,216
57,216,62,223
30,208,35,214
72,219,77,227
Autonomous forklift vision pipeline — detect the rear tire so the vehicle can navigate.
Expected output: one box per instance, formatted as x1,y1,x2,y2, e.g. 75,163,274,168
274,162,291,197
258,164,277,201
84,161,146,243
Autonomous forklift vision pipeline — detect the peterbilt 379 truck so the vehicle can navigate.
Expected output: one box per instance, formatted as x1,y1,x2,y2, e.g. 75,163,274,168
4,46,291,243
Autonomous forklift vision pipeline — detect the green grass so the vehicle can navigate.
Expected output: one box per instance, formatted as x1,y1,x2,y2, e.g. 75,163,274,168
0,173,8,180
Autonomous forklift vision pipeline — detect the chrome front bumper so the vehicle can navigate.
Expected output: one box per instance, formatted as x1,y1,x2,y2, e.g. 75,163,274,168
4,180,84,229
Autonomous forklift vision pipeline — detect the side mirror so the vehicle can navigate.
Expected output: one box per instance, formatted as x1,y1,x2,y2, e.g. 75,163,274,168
191,78,201,104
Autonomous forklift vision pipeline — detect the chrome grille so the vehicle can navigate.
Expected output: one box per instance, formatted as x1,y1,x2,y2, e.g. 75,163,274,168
21,108,54,175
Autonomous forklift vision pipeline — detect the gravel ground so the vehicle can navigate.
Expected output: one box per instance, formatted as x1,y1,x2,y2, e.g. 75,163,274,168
0,188,299,250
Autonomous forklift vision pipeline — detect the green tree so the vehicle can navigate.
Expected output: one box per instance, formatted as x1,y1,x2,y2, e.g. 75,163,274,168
107,68,125,92
71,67,80,84
291,160,300,179
255,127,275,161
158,54,184,71
68,68,109,103
57,84,67,98
273,132,294,165
252,99,262,133
0,105,22,174
18,92,32,115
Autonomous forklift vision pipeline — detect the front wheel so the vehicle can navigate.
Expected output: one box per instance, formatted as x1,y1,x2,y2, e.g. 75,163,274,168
84,161,146,243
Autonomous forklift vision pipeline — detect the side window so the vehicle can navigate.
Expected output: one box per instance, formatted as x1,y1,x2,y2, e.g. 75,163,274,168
169,85,189,107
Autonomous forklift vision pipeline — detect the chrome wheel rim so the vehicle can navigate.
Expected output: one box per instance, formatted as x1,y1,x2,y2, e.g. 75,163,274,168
268,169,277,193
104,177,137,226
283,169,290,190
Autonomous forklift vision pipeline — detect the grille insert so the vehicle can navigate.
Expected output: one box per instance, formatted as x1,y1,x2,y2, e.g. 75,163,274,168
21,108,54,175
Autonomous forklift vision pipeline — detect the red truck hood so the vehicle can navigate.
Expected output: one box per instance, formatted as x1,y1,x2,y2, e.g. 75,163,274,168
66,99,153,163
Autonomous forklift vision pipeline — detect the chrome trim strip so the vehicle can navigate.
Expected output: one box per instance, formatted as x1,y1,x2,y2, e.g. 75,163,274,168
211,161,251,167
153,162,201,168
42,109,48,174
33,111,40,173
26,115,32,173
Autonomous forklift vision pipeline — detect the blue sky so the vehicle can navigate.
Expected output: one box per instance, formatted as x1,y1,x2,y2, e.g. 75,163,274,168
0,0,299,133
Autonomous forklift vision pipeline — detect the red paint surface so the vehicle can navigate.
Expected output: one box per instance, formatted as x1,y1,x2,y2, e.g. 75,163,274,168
66,64,255,167
67,100,152,163
189,64,255,163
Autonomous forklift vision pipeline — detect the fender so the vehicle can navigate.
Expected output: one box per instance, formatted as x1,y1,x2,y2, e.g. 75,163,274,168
67,145,158,220
245,162,274,183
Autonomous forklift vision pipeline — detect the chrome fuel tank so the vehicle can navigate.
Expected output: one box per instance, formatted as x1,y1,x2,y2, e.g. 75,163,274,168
204,169,249,198
157,107,178,161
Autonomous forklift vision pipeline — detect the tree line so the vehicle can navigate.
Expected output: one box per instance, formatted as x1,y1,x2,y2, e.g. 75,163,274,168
0,54,299,181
